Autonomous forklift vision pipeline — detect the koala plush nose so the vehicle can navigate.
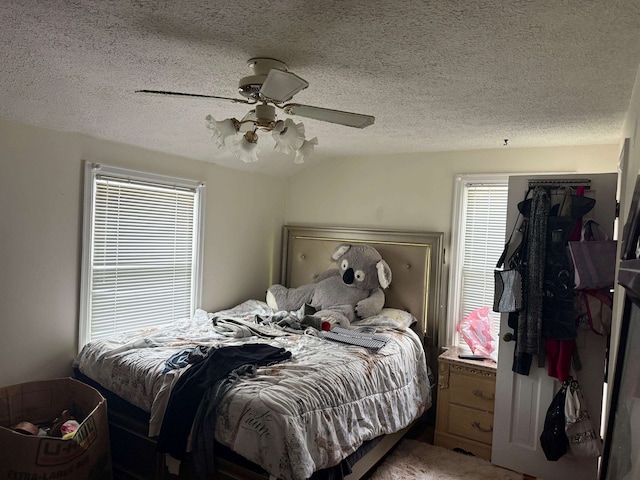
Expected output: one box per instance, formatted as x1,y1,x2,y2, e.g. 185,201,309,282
343,268,354,285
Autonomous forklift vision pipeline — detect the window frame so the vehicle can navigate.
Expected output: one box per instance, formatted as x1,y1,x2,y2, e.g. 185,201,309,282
446,173,509,349
78,162,206,348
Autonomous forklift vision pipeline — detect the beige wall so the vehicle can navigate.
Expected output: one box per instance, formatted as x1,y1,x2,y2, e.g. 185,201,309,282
0,118,287,386
285,144,619,237
285,144,619,346
0,114,624,388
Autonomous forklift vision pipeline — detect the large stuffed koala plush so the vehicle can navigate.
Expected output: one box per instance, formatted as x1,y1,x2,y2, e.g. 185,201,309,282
266,243,392,326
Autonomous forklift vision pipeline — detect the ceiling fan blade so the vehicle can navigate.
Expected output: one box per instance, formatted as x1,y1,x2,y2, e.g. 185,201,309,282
260,70,309,103
283,103,375,129
136,89,250,104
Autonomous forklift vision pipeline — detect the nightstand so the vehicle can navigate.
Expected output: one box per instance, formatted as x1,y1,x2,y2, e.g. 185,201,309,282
434,346,497,460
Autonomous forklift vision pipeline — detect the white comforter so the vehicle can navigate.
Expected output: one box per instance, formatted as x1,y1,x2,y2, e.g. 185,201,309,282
74,300,432,480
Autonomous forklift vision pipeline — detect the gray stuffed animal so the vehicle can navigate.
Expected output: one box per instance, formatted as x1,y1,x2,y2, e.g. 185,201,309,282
266,243,392,326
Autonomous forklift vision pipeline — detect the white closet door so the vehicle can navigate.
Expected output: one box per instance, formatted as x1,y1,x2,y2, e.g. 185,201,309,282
492,173,616,480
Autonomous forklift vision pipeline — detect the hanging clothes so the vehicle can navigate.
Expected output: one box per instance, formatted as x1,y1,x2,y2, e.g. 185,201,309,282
511,183,595,379
513,187,550,375
541,187,591,381
545,339,576,382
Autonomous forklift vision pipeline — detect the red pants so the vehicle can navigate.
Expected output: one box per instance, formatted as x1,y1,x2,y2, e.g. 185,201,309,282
545,338,575,382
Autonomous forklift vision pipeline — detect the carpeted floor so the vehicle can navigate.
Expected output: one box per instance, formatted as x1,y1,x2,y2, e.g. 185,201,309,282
368,439,524,480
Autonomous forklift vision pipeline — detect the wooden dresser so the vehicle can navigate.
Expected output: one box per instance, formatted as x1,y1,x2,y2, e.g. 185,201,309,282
434,346,497,460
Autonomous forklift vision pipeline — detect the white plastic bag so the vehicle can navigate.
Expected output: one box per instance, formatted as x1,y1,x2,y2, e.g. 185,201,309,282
457,306,498,361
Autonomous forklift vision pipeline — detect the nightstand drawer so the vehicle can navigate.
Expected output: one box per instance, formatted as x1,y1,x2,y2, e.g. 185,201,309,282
447,403,494,445
434,347,497,460
449,369,495,412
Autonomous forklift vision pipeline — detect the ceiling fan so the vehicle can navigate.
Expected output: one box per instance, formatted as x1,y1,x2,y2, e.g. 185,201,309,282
136,58,375,163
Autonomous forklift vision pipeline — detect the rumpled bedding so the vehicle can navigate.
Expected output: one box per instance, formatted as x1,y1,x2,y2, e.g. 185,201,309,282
73,300,432,480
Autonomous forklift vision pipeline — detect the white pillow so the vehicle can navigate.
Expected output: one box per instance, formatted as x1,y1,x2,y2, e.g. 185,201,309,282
352,308,416,331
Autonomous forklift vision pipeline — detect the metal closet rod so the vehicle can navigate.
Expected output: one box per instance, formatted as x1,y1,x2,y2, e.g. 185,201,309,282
528,178,591,188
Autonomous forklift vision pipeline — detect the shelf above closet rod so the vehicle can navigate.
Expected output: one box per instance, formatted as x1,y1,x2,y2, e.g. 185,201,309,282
528,178,591,188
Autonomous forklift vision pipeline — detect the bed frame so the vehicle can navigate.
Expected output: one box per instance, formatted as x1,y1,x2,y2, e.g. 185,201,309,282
87,225,444,480
280,225,444,346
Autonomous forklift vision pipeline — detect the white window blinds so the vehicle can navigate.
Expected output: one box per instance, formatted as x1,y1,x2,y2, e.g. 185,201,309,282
448,176,508,349
460,184,509,338
80,164,205,346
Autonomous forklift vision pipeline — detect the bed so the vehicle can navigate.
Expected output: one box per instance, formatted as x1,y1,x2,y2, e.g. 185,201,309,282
73,225,445,480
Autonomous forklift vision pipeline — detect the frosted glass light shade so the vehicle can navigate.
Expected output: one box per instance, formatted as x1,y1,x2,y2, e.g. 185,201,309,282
231,131,259,163
273,118,305,154
294,137,318,164
205,115,238,148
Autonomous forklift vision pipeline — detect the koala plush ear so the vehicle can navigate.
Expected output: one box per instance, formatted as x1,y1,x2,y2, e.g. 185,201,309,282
332,243,351,261
376,260,392,289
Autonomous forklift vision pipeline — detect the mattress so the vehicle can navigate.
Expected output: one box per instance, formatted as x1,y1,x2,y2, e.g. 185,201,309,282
74,300,432,480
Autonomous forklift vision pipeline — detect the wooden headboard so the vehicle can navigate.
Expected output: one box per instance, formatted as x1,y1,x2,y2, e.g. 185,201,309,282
279,225,444,346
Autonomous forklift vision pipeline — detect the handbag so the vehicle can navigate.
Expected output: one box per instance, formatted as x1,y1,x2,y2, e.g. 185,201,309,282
540,382,569,461
575,289,613,335
493,190,530,313
564,379,603,457
568,219,616,290
494,268,523,313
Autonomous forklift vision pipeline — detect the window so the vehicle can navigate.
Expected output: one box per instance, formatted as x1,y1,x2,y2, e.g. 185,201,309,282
79,163,205,347
447,174,508,350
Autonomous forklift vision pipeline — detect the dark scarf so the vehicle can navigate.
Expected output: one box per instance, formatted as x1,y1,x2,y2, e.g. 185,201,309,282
517,187,550,357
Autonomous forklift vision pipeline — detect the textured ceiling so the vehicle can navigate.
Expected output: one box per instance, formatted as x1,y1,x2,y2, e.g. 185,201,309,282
2,1,640,177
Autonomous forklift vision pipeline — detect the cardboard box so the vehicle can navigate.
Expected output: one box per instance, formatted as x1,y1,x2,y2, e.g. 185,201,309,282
0,377,112,480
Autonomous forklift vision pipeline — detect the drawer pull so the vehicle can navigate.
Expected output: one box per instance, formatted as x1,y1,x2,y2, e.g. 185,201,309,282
472,389,495,401
471,421,493,433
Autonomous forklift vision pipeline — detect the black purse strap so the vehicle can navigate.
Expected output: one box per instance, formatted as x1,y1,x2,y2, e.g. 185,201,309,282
496,188,532,269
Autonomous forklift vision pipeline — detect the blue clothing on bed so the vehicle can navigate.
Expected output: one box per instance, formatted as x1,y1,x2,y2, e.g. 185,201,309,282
162,345,210,373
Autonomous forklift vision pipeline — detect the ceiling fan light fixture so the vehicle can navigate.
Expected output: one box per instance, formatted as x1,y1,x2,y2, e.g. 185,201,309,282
231,131,259,163
238,110,258,132
273,120,285,133
254,103,277,129
142,57,375,166
294,137,318,165
205,115,239,148
273,118,305,154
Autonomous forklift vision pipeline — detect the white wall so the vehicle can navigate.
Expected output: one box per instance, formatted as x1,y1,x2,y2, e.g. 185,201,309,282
0,118,287,386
